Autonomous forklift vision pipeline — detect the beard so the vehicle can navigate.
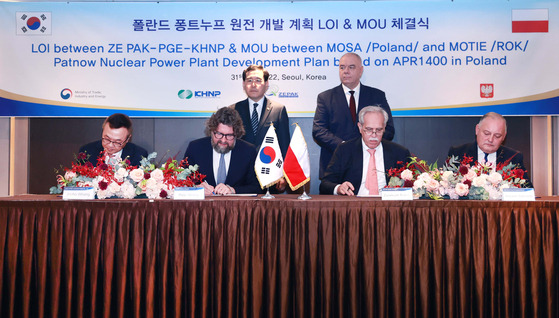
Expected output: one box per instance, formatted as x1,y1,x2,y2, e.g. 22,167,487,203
212,139,235,154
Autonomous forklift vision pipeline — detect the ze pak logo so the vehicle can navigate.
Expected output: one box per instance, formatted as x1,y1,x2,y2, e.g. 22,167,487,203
480,84,494,98
16,12,52,35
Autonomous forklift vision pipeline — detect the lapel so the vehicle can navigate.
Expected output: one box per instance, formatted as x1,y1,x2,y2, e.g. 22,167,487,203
239,99,256,140
258,97,273,132
225,143,240,184
351,139,365,191
203,139,217,184
334,85,356,125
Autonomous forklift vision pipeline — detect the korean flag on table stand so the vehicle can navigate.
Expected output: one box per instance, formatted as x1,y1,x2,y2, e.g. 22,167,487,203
255,123,283,199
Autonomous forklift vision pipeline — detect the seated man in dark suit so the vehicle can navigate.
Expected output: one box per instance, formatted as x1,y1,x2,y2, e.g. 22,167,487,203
79,113,148,166
447,111,532,187
320,106,410,196
184,107,262,195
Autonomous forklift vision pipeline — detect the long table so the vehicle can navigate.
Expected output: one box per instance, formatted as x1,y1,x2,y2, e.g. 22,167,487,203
0,195,558,318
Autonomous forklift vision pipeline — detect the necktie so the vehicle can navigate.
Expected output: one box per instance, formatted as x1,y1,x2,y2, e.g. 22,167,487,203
251,103,259,135
349,91,357,124
366,149,379,195
216,153,226,184
484,152,489,162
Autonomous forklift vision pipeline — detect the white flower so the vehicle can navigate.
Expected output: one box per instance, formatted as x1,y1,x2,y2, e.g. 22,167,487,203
107,181,121,196
413,179,425,190
151,169,164,182
417,172,431,182
119,181,137,199
442,171,454,181
401,169,414,181
487,172,503,186
455,183,469,197
129,168,145,183
64,171,77,182
487,187,502,200
114,168,129,182
499,183,511,190
464,169,477,181
472,175,487,187
426,179,440,192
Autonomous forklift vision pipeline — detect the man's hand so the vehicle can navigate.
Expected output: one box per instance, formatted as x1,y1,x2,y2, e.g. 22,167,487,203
275,177,287,192
337,181,355,196
214,183,235,195
201,181,214,196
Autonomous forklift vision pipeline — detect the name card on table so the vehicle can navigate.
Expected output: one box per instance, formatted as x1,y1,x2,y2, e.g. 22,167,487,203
174,187,205,200
502,188,535,201
381,188,413,200
63,187,96,200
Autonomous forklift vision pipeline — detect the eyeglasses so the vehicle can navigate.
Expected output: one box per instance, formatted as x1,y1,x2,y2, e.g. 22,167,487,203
362,128,384,136
213,131,236,141
245,78,264,84
102,135,129,147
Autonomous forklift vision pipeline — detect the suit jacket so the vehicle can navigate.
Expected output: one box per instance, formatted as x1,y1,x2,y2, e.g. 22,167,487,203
447,141,532,187
233,97,290,157
79,140,148,166
183,137,262,194
319,138,410,194
313,84,395,178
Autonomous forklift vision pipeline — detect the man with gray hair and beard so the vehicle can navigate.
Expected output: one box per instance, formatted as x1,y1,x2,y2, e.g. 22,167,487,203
320,106,411,196
184,107,262,195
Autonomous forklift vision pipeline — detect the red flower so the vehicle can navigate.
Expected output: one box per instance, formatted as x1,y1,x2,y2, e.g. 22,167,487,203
160,189,168,198
77,152,87,160
99,180,108,190
144,172,151,180
459,165,469,175
404,180,414,187
463,179,472,187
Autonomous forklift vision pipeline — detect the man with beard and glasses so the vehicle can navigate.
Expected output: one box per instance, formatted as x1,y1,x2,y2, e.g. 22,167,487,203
183,107,262,195
319,106,410,196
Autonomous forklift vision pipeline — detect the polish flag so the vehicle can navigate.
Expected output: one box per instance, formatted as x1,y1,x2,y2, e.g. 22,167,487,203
283,124,311,191
512,9,549,33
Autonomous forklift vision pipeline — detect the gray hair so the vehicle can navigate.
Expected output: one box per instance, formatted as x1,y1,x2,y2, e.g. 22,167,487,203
479,112,507,133
358,106,389,126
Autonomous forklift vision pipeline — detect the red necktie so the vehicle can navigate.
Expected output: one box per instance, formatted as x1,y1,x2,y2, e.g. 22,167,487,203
349,90,356,123
366,149,379,195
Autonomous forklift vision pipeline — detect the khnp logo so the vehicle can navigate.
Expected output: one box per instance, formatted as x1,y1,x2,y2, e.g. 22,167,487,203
60,88,72,100
178,90,193,99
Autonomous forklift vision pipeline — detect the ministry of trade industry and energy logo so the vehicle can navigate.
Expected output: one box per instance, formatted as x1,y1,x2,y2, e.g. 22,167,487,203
16,12,52,35
178,89,221,99
60,88,72,100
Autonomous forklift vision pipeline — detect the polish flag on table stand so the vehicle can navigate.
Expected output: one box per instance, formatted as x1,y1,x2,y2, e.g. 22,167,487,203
283,124,311,199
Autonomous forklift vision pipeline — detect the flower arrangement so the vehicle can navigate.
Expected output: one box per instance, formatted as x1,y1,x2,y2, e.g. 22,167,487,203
50,152,205,199
387,155,528,200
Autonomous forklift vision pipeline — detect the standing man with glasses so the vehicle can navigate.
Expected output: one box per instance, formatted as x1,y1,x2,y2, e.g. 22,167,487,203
79,113,148,166
231,64,291,192
313,52,395,179
184,107,262,195
319,106,410,196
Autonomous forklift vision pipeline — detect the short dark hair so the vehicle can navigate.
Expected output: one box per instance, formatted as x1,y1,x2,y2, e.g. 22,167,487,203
103,113,133,134
205,107,245,138
242,65,269,82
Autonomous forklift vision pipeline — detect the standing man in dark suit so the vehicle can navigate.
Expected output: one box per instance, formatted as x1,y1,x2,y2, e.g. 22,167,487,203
320,106,409,195
184,107,262,195
232,64,290,191
79,113,148,166
313,53,395,179
447,112,532,187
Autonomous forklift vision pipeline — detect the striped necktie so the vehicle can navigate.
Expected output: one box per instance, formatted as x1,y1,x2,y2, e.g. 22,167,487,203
251,103,259,135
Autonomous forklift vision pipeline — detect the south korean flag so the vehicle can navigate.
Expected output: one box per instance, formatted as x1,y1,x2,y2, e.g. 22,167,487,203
254,123,284,189
17,12,52,35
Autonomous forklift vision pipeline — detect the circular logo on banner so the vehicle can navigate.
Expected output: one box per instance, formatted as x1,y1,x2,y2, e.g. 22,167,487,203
259,146,276,164
26,17,41,30
60,88,72,100
178,90,193,99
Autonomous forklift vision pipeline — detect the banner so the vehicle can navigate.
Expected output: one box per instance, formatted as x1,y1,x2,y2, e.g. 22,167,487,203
0,1,557,117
